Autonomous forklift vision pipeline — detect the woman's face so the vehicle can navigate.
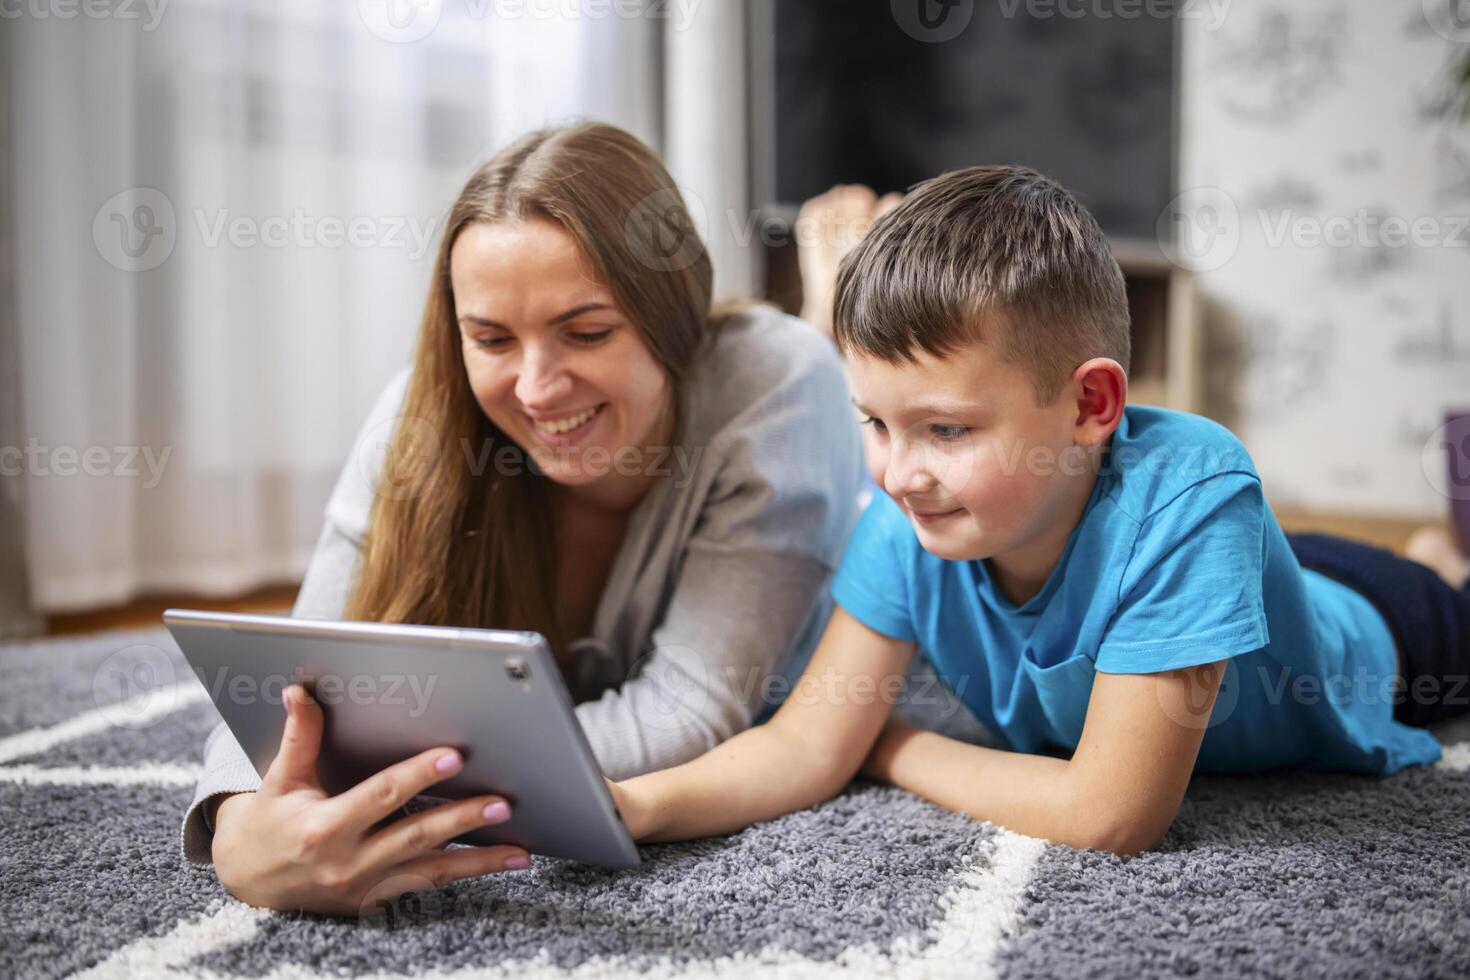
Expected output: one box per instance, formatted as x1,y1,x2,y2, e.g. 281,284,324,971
450,217,673,498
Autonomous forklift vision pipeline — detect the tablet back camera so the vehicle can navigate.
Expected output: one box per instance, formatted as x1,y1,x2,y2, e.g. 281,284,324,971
505,658,530,684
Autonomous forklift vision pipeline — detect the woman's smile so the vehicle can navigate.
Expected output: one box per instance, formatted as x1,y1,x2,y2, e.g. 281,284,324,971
526,402,608,446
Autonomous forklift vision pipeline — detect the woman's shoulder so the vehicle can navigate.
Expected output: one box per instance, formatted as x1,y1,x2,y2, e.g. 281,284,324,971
320,363,416,540
683,304,851,446
670,305,864,560
704,302,843,382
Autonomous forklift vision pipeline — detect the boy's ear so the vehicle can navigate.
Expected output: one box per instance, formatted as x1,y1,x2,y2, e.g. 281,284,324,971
1069,357,1127,447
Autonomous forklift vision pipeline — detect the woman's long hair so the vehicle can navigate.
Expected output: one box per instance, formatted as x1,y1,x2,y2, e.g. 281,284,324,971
342,122,716,654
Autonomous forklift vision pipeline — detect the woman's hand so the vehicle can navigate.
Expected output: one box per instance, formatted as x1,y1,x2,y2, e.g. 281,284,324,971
211,684,530,917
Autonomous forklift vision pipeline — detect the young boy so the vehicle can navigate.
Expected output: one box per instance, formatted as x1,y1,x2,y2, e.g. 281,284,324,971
599,164,1470,856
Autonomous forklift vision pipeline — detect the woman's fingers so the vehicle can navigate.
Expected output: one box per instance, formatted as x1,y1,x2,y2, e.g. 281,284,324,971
260,684,325,794
356,795,513,871
393,843,531,890
326,745,469,833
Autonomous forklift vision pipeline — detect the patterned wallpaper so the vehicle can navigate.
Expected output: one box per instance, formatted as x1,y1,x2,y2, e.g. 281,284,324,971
1179,1,1470,518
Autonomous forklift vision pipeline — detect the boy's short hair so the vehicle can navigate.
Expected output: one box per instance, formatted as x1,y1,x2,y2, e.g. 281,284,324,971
832,165,1131,405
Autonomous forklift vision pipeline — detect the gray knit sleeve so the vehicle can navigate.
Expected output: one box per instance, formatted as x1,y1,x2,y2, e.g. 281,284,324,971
575,544,839,780
574,312,866,779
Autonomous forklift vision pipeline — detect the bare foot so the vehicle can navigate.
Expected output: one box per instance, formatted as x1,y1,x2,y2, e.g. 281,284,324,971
796,186,904,339
1405,525,1470,590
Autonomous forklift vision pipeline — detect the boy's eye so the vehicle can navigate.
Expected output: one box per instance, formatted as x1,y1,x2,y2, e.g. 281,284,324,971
930,424,969,441
860,416,887,433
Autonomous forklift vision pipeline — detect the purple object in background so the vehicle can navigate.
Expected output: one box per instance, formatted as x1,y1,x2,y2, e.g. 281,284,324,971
1444,410,1470,556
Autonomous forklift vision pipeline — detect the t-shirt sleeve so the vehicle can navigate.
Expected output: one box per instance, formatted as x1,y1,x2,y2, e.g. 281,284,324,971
1095,473,1270,674
831,492,918,643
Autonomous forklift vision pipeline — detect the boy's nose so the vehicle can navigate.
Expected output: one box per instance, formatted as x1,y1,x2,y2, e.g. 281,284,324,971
883,442,938,497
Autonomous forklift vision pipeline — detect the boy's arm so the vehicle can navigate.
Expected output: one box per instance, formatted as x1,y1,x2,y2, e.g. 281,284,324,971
862,660,1224,855
613,607,915,842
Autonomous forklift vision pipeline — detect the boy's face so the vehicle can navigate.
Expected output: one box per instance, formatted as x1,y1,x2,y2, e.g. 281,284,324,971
849,341,1088,563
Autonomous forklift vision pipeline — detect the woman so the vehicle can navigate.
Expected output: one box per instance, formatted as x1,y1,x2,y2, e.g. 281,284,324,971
182,122,865,914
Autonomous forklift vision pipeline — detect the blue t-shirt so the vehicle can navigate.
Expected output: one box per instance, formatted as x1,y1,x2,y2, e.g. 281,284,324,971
833,406,1442,775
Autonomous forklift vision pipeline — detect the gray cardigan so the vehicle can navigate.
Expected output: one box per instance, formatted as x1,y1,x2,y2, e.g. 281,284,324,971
180,306,866,865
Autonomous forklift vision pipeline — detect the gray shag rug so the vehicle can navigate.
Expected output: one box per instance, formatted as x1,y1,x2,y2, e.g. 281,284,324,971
1,626,1468,979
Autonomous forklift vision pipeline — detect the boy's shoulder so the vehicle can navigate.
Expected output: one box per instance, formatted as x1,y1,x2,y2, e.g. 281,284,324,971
1102,406,1261,527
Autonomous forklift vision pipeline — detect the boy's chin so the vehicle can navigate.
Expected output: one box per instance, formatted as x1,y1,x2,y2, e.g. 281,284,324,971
910,520,988,562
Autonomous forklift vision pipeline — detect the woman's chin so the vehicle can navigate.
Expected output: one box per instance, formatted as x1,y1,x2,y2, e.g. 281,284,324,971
535,459,606,486
525,437,628,487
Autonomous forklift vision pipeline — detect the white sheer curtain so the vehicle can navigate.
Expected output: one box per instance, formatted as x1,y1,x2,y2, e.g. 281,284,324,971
3,0,743,619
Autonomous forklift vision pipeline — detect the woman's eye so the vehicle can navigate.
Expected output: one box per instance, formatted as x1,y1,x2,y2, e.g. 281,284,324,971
930,424,969,441
475,336,511,350
568,329,612,346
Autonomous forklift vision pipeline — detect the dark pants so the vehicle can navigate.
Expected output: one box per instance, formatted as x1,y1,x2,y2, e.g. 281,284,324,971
1286,532,1470,728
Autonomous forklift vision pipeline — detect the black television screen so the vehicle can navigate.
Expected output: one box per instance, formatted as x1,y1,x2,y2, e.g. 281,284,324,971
758,0,1177,243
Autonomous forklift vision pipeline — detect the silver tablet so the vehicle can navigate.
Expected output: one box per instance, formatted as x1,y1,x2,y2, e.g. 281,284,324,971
163,609,640,868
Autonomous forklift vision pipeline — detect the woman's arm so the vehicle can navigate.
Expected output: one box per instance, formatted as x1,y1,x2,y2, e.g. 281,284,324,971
180,721,267,864
860,660,1226,855
612,607,916,842
576,314,866,780
574,546,837,780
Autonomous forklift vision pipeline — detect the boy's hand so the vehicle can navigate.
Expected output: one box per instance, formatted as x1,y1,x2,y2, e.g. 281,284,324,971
863,661,1225,855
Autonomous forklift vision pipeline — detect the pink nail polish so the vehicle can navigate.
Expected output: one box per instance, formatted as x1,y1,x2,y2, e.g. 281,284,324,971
482,801,511,823
504,854,530,870
435,752,461,774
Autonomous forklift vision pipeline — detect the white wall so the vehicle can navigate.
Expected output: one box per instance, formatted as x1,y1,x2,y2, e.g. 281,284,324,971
1180,1,1470,518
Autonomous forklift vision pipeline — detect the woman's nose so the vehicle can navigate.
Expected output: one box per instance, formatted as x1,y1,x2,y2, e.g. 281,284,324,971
514,349,574,407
